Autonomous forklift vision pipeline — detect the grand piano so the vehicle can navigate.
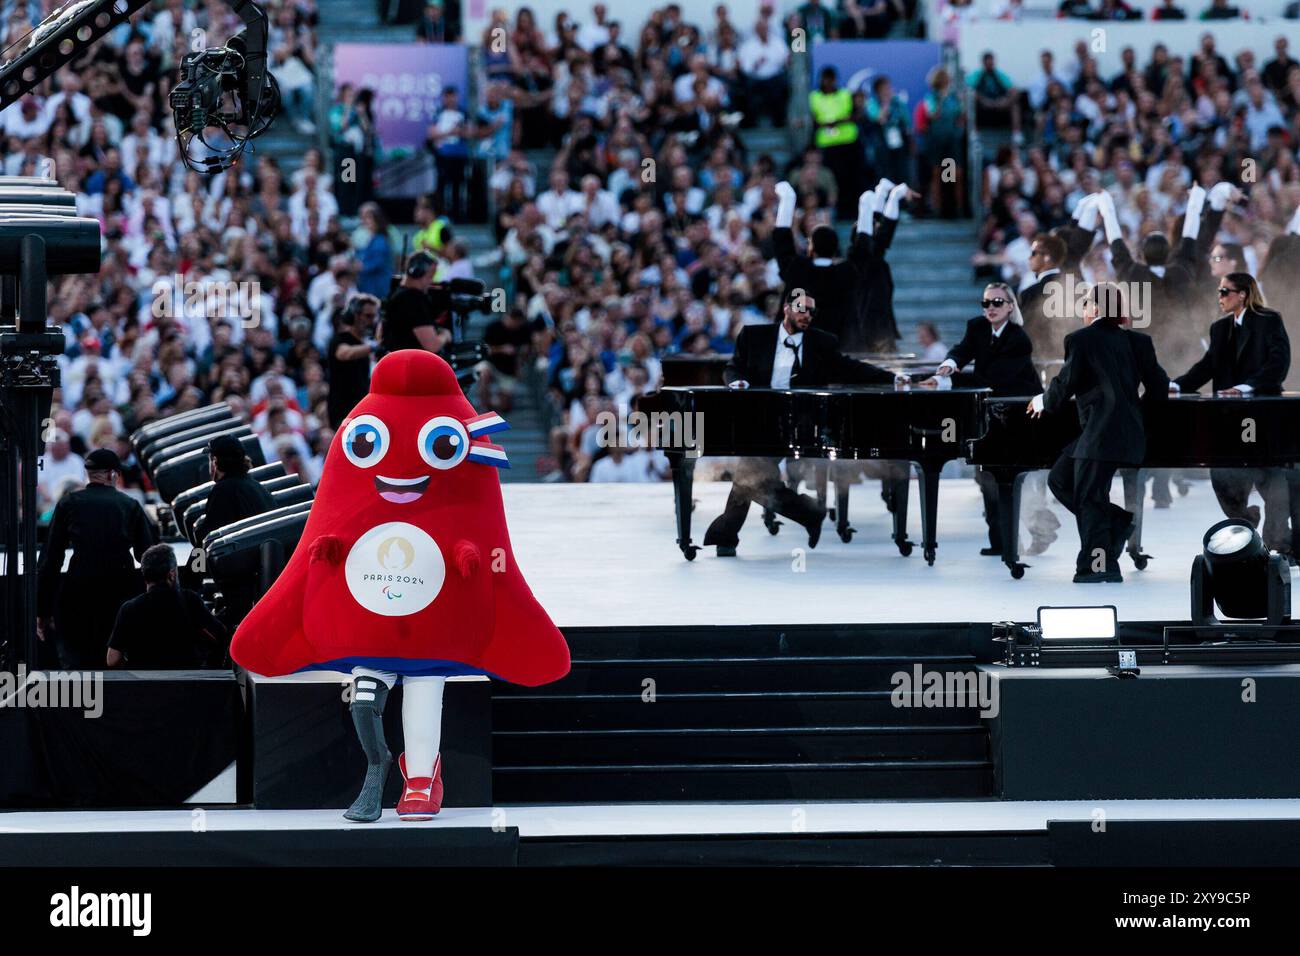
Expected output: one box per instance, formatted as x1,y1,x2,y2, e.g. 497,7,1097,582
969,392,1300,576
639,385,1300,577
636,385,989,564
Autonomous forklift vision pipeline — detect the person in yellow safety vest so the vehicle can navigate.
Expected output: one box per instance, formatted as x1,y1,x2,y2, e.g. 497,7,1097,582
809,67,865,221
810,68,857,150
413,195,454,256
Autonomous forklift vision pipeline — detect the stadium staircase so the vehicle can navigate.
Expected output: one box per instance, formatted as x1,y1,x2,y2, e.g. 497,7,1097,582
492,624,994,802
251,1,413,173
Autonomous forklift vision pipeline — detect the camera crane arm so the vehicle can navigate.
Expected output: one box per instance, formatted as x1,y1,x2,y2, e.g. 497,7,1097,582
0,0,271,141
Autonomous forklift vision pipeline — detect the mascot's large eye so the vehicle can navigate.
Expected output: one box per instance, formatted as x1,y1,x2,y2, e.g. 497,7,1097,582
342,415,390,468
417,416,469,470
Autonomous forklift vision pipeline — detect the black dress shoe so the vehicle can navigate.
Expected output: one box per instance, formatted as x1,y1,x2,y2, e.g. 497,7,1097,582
1073,570,1123,583
716,546,737,557
980,547,1002,556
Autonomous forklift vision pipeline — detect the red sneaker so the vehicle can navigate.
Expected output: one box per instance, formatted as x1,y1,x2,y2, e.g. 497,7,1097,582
396,753,443,820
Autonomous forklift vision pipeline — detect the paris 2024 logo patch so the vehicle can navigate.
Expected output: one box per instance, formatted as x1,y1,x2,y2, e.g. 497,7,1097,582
344,522,446,616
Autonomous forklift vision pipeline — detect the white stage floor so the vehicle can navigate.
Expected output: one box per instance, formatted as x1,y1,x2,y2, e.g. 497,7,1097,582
5,799,1300,837
501,479,1298,628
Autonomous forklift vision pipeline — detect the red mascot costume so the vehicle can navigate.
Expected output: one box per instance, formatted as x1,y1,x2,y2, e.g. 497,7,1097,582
231,350,569,821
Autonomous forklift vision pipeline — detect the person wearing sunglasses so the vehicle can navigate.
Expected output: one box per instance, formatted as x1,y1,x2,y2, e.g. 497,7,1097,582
1170,272,1293,553
705,289,903,557
922,283,1045,555
1028,282,1170,583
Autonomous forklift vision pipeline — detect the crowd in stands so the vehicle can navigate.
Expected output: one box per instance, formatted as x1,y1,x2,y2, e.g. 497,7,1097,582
972,33,1300,302
7,0,339,515
465,2,941,480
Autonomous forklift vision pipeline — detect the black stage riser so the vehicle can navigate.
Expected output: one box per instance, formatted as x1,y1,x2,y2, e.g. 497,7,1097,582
493,765,994,803
987,665,1300,799
1,673,240,808
494,727,989,764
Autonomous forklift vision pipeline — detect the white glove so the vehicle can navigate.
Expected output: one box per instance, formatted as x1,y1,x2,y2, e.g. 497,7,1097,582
1096,191,1122,245
883,182,910,220
1208,181,1238,212
1074,193,1101,232
727,379,750,390
857,189,875,236
1182,183,1206,240
1288,204,1300,236
873,178,895,213
774,181,796,228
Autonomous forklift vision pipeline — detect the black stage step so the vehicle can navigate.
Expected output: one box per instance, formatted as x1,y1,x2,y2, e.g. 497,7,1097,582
494,761,993,802
492,625,995,803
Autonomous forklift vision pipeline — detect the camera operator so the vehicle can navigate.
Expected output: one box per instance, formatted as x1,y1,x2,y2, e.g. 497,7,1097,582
378,250,452,356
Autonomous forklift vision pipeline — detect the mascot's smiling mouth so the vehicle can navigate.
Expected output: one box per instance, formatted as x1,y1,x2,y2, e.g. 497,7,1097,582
374,474,431,504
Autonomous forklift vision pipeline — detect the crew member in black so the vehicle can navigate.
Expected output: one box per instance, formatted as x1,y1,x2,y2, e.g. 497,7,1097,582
378,251,452,355
703,290,901,556
36,448,157,668
925,282,1043,555
1031,283,1169,583
107,545,230,669
327,293,380,428
1172,272,1293,552
203,434,276,539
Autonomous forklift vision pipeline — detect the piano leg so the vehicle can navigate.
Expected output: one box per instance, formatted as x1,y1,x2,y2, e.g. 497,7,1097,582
918,463,943,566
887,466,913,556
1121,468,1151,569
668,451,699,560
833,467,854,543
993,469,1028,579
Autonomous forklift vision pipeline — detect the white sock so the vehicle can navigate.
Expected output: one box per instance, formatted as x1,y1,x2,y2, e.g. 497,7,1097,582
401,676,445,779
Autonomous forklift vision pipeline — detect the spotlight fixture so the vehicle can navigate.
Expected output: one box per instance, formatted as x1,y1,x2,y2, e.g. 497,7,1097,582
1191,519,1292,626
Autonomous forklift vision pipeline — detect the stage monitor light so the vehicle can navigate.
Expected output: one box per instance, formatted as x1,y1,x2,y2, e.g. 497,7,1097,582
1192,519,1291,624
1037,605,1118,643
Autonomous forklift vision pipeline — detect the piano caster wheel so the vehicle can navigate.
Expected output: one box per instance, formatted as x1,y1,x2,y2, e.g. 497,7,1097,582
839,526,855,543
1131,553,1150,570
682,546,699,561
924,548,936,566
1009,563,1026,580
764,519,782,535
896,540,913,557
828,507,837,521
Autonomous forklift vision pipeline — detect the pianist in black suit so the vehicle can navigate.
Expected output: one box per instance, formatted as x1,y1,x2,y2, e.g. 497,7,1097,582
923,283,1043,555
1172,272,1293,552
703,290,900,556
1030,282,1170,583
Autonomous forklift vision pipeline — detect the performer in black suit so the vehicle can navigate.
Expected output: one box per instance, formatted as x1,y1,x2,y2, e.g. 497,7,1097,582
1172,272,1293,552
771,181,875,342
924,282,1044,555
1030,283,1170,583
845,179,910,352
703,290,900,556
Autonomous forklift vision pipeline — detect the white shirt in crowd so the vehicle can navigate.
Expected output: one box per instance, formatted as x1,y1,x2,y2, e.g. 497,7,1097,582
738,33,789,80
